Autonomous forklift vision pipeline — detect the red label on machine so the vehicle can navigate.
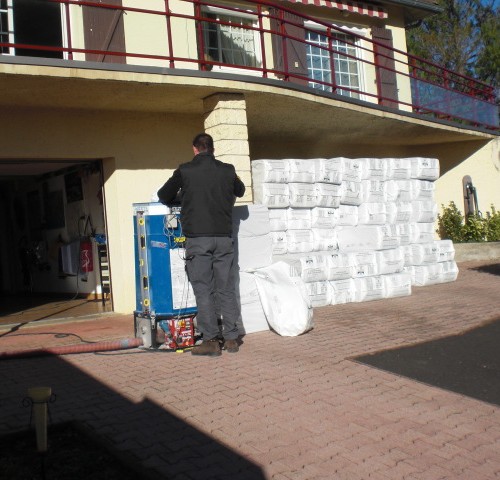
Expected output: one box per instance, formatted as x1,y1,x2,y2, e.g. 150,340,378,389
160,317,195,349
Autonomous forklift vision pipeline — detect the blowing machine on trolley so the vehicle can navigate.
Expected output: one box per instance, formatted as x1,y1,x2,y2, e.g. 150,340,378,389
133,202,198,350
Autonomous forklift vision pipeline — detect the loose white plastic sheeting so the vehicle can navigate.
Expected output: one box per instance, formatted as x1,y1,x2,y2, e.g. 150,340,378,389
252,261,314,336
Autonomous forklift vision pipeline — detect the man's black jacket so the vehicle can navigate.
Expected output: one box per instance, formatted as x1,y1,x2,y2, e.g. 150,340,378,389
157,152,245,237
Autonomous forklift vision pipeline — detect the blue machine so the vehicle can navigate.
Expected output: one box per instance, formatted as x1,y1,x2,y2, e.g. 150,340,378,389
133,202,197,348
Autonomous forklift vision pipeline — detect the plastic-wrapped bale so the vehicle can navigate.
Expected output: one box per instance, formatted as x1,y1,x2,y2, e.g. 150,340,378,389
338,205,358,226
286,229,314,254
236,234,273,271
287,207,312,230
337,226,384,252
388,158,412,180
340,181,363,206
409,157,440,181
376,247,404,275
385,180,399,202
253,183,289,208
349,251,379,278
289,183,317,208
386,203,397,224
315,183,342,208
311,207,339,229
441,260,459,282
412,180,436,201
436,239,455,262
288,159,316,183
251,159,290,183
360,158,389,180
232,204,271,238
411,201,438,223
290,253,329,283
312,228,338,252
414,222,435,244
353,276,385,302
270,231,287,256
340,158,366,182
325,252,354,280
383,272,412,298
361,180,387,203
329,278,356,304
379,224,401,250
405,263,444,286
268,208,288,232
315,158,343,184
236,272,269,334
305,281,331,307
358,203,387,225
394,202,413,224
396,223,419,245
396,180,413,202
402,242,440,266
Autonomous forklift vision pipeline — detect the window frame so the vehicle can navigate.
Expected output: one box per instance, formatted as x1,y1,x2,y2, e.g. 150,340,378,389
304,20,367,100
201,5,262,75
0,0,14,55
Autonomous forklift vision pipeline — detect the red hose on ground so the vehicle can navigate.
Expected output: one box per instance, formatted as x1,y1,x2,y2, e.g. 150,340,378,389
0,338,144,360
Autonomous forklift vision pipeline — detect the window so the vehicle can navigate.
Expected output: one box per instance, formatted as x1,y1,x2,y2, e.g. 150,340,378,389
306,29,361,99
202,9,260,69
0,0,13,55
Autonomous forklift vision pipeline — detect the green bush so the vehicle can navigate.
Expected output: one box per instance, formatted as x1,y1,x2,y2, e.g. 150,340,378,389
437,201,500,243
486,205,500,241
437,201,464,242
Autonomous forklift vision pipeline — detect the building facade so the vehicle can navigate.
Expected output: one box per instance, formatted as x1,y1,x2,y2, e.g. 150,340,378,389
0,0,498,314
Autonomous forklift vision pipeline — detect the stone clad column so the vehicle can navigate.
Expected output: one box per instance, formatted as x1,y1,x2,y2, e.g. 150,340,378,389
203,93,252,204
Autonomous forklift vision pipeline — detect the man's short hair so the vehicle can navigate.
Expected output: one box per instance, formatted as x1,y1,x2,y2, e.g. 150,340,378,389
193,133,214,154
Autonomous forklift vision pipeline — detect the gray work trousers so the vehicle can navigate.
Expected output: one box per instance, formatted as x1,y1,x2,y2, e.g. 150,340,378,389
185,236,239,341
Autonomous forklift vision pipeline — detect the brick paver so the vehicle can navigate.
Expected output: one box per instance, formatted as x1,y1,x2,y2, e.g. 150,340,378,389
1,260,499,479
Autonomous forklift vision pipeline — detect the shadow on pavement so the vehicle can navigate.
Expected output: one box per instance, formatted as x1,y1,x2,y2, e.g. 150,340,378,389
0,353,266,480
470,263,500,277
354,317,500,406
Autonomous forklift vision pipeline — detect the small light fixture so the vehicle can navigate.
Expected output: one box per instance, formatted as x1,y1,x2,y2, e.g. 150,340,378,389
26,386,53,453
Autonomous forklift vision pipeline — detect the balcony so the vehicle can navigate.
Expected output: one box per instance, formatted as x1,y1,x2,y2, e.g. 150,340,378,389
1,0,498,132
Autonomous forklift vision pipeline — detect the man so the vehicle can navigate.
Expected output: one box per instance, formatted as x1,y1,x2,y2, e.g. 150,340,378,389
157,133,245,356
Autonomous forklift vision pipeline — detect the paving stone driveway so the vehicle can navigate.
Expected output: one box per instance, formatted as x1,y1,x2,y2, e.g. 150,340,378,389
1,260,499,479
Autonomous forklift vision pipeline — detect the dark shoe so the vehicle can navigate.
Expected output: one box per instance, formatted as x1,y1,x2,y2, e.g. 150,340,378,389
191,339,221,357
224,339,239,353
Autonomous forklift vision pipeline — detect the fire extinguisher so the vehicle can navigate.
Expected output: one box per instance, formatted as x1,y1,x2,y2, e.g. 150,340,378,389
80,237,93,273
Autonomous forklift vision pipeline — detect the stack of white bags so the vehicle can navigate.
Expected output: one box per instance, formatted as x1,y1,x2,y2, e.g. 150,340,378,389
233,157,459,335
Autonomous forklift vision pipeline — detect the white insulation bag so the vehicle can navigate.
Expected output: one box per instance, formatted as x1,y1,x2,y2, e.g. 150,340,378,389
252,261,314,336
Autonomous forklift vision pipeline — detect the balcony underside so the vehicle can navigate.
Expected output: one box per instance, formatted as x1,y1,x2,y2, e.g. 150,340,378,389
0,59,495,149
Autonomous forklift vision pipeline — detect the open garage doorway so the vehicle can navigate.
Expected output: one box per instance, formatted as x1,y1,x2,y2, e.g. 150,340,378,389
0,158,112,328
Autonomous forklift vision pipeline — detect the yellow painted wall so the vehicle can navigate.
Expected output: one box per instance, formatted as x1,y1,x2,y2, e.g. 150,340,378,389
425,138,500,215
123,0,171,67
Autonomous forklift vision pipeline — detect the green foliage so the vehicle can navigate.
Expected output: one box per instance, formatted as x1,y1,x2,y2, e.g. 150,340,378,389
438,201,500,243
437,201,464,242
406,0,499,88
485,205,500,241
462,214,487,242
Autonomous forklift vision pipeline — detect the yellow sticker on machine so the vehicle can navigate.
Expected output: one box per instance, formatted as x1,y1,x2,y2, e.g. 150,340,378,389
174,237,186,243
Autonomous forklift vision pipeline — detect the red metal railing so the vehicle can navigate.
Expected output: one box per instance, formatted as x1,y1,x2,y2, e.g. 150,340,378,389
1,0,497,130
